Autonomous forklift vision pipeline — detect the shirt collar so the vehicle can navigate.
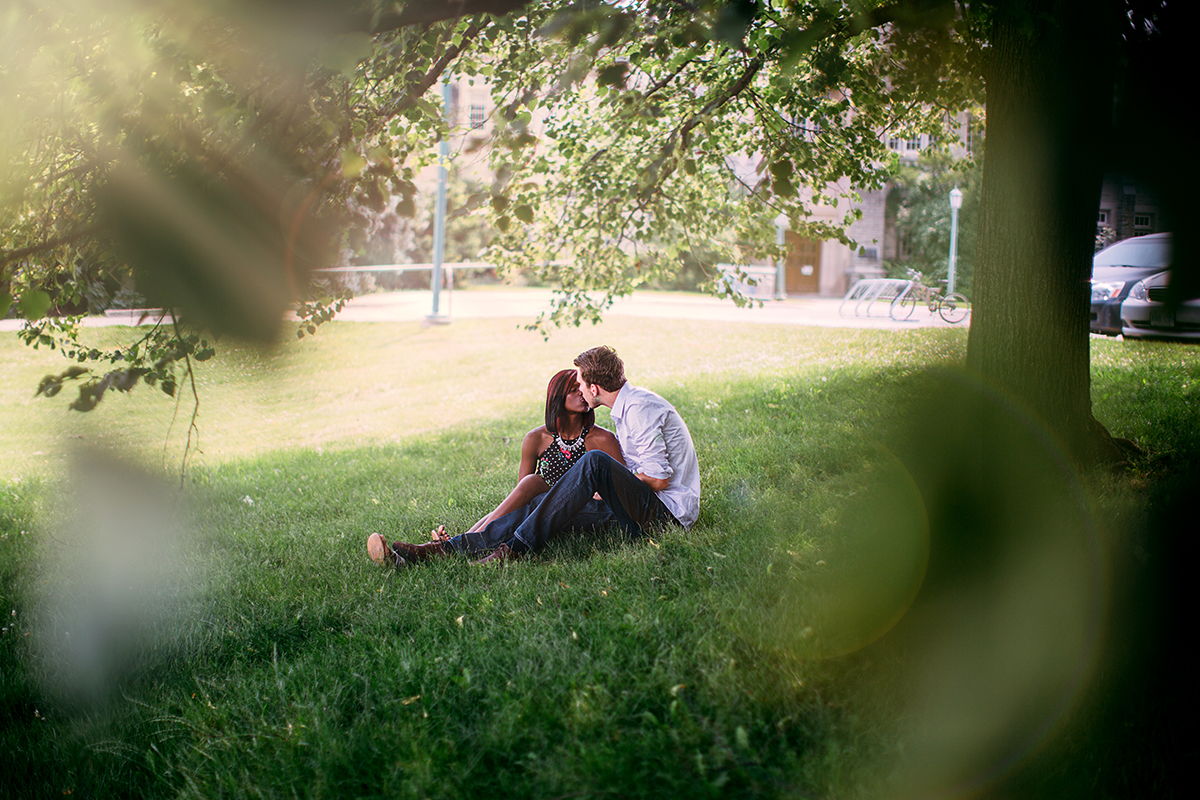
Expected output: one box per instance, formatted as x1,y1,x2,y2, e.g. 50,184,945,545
609,381,632,420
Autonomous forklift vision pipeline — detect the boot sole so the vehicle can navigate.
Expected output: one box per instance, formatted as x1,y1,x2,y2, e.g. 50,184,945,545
367,533,394,566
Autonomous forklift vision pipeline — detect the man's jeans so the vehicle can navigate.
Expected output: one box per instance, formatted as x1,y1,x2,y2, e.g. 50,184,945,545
446,450,677,556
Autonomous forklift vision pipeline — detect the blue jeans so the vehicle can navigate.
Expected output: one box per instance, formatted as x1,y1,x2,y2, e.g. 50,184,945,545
446,450,677,556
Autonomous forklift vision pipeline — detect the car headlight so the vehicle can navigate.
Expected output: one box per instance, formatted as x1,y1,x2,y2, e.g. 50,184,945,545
1128,280,1149,301
1090,281,1125,302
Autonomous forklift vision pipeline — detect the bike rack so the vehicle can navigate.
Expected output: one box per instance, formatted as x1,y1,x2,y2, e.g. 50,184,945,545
839,278,912,318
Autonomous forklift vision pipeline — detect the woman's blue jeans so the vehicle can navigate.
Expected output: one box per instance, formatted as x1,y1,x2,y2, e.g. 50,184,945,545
446,450,677,556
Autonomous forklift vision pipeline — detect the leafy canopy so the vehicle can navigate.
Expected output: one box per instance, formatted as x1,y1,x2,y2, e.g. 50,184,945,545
3,0,983,408
468,0,983,328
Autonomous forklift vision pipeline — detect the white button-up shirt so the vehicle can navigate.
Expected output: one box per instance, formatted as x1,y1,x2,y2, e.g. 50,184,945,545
609,382,700,528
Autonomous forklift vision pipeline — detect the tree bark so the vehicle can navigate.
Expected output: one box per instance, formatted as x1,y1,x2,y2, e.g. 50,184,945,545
966,0,1121,464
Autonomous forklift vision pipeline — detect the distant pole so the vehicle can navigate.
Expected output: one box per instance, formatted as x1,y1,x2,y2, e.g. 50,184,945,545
428,77,452,323
948,186,963,296
774,213,788,300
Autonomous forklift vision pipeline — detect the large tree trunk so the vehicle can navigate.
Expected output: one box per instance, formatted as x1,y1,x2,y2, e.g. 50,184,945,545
966,0,1120,464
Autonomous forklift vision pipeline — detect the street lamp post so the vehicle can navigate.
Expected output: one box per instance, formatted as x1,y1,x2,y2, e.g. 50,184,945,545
428,77,452,324
948,186,963,296
774,213,788,300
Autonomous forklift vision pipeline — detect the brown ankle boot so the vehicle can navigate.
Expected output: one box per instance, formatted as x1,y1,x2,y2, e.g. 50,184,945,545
471,542,518,565
391,539,449,563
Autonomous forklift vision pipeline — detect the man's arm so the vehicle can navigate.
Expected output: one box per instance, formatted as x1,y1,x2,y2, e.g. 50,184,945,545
636,473,669,491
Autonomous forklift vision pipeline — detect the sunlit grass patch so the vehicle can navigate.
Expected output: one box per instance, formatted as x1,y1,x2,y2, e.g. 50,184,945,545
2,317,969,481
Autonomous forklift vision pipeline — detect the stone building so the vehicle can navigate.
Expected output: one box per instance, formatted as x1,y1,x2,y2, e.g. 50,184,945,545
776,126,965,297
1097,174,1164,244
423,77,983,298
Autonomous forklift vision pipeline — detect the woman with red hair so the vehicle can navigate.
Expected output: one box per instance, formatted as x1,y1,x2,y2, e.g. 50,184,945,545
432,368,624,540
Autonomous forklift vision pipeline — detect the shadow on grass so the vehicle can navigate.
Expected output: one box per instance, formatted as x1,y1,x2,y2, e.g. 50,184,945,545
849,368,1198,800
1,352,1197,798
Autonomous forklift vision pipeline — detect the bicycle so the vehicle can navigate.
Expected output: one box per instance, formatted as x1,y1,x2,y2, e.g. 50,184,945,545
890,275,970,324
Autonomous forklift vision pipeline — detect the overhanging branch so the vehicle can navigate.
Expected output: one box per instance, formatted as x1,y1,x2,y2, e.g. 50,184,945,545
393,22,485,113
677,54,765,141
370,0,533,33
1,226,102,268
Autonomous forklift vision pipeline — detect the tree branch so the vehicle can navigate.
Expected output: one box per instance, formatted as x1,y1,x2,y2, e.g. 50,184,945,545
643,55,697,99
370,0,532,33
377,22,485,122
677,54,764,141
1,226,102,268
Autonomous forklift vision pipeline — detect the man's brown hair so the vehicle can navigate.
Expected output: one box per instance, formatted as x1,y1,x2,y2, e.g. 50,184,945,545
574,345,626,392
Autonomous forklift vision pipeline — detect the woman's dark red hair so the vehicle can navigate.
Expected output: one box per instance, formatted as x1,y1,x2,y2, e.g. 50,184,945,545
545,368,594,435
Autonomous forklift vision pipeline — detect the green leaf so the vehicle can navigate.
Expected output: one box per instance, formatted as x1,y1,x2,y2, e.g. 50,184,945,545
36,374,62,397
0,291,11,318
18,289,52,320
514,205,534,223
597,63,629,88
779,28,822,73
318,32,374,77
341,148,367,179
713,0,757,49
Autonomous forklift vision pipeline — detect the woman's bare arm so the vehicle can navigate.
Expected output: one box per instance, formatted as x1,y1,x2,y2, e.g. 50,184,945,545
465,473,550,533
462,428,550,533
517,427,546,479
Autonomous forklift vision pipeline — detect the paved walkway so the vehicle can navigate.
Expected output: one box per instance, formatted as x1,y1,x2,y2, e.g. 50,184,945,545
1,288,969,332
313,288,968,330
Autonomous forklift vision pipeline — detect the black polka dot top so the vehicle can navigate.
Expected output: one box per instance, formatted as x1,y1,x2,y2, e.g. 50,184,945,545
537,423,591,487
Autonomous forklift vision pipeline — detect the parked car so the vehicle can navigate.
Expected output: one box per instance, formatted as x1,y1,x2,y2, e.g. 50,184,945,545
1120,270,1200,340
1090,232,1172,336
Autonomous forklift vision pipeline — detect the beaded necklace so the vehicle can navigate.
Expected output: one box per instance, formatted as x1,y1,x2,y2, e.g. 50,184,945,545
553,429,588,460
537,422,591,487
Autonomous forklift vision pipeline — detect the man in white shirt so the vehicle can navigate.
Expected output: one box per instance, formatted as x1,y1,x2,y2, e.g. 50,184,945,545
573,345,700,529
368,345,699,566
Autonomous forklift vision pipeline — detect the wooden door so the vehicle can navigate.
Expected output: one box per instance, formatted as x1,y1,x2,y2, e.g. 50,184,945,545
785,232,822,294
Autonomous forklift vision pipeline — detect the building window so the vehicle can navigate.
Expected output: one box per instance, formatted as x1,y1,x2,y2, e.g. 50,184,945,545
1097,210,1109,225
469,104,486,130
789,117,820,142
469,91,487,130
1134,213,1153,229
888,136,901,150
906,135,921,151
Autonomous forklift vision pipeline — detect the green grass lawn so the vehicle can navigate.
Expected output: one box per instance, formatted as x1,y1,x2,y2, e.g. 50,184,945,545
2,319,1196,798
